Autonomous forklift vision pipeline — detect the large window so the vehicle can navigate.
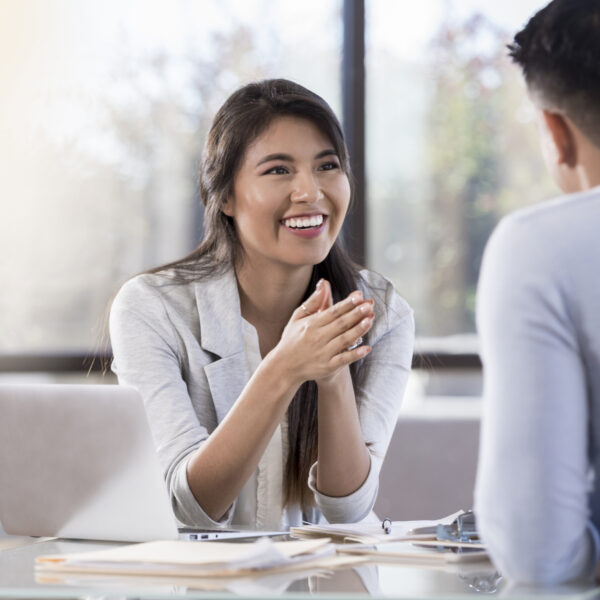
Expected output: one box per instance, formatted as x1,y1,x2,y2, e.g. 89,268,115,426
366,0,555,341
1,0,558,362
1,0,341,354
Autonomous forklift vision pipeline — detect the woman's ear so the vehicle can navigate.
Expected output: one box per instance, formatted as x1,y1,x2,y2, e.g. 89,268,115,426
221,196,235,217
541,110,577,167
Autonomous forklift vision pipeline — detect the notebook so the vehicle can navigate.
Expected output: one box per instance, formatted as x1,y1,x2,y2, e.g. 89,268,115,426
0,384,278,542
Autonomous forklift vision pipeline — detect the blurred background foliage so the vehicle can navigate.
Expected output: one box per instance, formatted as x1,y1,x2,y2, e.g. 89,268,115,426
0,0,554,353
368,8,555,338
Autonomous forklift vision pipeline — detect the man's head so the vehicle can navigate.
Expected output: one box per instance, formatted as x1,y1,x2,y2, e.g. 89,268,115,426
509,0,600,191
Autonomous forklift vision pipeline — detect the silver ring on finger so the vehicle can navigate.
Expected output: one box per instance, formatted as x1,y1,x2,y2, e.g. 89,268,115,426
346,336,363,351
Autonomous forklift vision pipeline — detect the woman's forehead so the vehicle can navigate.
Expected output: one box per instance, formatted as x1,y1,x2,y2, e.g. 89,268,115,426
243,116,335,161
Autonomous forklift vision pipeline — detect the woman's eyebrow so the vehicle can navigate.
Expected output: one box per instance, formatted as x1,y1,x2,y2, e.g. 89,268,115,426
256,153,294,166
315,149,337,159
256,149,338,167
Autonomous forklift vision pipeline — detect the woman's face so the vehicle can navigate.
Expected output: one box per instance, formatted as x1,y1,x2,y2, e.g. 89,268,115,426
223,116,351,271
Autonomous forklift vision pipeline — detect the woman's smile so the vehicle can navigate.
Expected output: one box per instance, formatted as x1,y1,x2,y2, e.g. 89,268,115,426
280,213,328,238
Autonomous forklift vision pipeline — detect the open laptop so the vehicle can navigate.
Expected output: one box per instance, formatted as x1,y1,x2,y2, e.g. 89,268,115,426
0,384,281,542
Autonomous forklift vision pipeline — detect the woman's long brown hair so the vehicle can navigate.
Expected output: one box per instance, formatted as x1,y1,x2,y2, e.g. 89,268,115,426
146,79,367,512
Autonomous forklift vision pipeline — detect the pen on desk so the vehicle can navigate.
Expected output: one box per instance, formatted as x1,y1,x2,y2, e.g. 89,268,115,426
381,517,392,535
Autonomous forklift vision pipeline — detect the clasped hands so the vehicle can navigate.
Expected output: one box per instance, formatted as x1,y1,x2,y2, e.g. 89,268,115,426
269,279,375,387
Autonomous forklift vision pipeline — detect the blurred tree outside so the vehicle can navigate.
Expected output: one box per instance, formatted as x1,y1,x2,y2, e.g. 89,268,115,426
1,24,272,352
367,9,555,339
1,0,342,353
424,12,555,335
2,1,558,352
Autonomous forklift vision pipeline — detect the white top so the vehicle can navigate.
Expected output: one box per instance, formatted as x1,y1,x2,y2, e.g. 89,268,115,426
474,185,600,584
237,318,286,530
109,266,414,530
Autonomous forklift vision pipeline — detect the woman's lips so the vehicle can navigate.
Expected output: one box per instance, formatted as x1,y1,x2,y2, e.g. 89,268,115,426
281,215,328,239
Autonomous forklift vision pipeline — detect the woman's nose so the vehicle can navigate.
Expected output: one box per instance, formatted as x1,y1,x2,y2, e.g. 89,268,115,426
290,172,323,203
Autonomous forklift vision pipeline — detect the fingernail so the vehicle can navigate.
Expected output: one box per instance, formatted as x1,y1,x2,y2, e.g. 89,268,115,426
361,317,371,327
316,279,324,289
359,304,369,313
351,291,363,305
358,346,371,357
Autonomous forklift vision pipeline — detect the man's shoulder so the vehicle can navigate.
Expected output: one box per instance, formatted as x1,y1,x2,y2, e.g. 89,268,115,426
489,186,600,261
479,186,600,326
500,186,600,236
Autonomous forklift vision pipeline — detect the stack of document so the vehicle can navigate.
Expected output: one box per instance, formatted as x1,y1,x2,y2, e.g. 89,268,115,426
290,513,488,564
338,542,487,564
35,537,363,578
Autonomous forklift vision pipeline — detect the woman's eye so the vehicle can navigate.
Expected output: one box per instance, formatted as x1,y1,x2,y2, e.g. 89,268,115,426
264,165,289,175
318,161,340,171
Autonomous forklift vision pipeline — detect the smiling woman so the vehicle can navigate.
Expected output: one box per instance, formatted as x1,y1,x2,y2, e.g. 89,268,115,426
109,79,414,530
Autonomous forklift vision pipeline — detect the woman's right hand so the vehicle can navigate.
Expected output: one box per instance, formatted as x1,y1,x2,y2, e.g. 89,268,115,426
267,279,374,387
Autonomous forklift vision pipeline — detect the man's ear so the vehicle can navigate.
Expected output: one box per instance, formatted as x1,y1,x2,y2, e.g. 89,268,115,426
221,196,235,217
542,110,577,167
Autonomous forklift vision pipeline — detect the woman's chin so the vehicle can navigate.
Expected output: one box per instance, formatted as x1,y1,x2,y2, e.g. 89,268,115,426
281,248,333,268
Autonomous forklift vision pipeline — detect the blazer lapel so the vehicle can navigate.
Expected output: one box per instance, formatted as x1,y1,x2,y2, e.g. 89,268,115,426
195,269,248,423
203,357,248,423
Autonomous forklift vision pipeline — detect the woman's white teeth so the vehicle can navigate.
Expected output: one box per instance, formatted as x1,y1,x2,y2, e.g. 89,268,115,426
284,214,324,229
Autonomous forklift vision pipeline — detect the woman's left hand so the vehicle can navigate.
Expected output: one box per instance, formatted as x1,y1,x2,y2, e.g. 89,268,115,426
269,279,374,387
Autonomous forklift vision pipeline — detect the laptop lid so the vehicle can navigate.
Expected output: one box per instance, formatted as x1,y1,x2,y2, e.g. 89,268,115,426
0,384,179,542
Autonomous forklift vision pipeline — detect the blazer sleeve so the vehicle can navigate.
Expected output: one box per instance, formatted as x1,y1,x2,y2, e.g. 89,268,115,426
109,276,236,528
307,275,415,522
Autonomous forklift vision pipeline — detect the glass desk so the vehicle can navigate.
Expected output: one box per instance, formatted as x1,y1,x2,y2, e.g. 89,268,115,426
0,537,598,600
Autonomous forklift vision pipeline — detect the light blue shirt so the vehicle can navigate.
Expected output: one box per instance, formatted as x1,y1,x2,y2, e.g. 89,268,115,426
475,186,600,584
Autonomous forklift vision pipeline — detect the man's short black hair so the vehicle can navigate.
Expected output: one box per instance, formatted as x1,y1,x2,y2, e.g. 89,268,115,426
508,0,600,147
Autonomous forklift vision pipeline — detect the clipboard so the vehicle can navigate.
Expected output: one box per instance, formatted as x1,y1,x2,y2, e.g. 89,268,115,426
337,511,487,564
407,510,480,544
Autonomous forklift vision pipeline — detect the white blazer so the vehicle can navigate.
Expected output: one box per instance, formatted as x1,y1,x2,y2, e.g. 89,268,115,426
110,265,414,529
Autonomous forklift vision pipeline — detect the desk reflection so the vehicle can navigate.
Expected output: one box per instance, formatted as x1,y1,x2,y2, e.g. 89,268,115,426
36,564,376,596
21,539,597,599
36,562,509,597
309,564,381,595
